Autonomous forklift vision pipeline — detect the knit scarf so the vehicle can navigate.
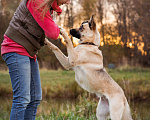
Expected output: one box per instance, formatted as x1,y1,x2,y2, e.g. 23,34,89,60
51,0,62,15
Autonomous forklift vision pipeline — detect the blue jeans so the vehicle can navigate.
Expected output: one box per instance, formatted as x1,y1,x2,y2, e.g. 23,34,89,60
2,52,42,120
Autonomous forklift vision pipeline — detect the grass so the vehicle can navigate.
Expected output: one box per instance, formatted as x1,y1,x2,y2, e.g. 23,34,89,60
1,67,149,100
108,67,150,101
36,96,98,120
0,71,12,97
40,70,84,99
0,67,150,119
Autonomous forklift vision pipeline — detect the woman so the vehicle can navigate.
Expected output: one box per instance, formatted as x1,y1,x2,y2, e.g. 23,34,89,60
1,0,70,119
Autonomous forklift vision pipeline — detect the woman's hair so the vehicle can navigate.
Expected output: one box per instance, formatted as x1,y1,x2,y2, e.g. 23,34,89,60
29,0,55,18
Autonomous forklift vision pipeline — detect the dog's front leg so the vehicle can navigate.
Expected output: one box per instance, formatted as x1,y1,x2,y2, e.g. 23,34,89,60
59,27,78,67
44,38,72,70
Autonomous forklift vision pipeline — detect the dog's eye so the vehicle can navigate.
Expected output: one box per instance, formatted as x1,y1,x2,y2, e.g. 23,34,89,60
79,25,85,32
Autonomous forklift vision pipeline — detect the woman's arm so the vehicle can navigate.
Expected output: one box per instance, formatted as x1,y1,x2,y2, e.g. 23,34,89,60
27,0,60,40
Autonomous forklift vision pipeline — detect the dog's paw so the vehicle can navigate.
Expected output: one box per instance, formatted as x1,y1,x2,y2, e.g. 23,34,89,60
58,26,64,30
44,38,59,51
44,38,53,50
59,26,67,36
44,38,49,45
59,26,70,43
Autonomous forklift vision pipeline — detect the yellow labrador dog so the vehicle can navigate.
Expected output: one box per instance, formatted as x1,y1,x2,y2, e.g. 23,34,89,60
44,16,132,120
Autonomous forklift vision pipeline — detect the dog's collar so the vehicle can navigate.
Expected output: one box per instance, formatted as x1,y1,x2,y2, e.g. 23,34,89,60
80,42,96,46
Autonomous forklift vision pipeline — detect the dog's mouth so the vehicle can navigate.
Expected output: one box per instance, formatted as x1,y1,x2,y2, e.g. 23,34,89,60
78,39,83,43
70,29,81,39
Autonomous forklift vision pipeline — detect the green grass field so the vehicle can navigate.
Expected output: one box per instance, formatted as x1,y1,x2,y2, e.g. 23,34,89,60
0,67,150,120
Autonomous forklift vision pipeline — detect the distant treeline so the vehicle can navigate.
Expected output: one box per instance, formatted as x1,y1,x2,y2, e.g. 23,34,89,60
0,0,149,70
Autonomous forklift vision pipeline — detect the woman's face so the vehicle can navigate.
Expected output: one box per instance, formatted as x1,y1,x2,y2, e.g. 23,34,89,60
57,0,70,6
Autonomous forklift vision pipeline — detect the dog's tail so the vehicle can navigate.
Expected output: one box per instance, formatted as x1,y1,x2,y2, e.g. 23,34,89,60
122,100,132,120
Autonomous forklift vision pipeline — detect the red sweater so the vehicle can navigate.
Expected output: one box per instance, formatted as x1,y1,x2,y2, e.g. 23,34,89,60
1,0,61,59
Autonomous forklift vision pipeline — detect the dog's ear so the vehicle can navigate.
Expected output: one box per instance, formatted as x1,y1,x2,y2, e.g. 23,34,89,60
89,15,96,31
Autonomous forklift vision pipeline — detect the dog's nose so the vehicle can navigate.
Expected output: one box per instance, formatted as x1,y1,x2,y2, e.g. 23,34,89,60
70,29,81,39
70,29,75,35
70,29,79,35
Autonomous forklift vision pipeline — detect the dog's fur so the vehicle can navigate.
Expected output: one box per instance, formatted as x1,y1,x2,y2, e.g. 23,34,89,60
44,16,132,120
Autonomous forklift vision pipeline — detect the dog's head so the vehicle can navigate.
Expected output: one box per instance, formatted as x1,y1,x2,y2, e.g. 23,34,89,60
70,15,100,46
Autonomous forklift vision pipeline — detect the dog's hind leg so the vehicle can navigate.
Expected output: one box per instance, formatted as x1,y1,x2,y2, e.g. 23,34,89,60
96,96,109,120
109,95,125,120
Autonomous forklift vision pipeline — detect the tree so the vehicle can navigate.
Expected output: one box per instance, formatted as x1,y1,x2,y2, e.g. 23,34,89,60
97,0,105,45
79,0,97,20
132,0,150,66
